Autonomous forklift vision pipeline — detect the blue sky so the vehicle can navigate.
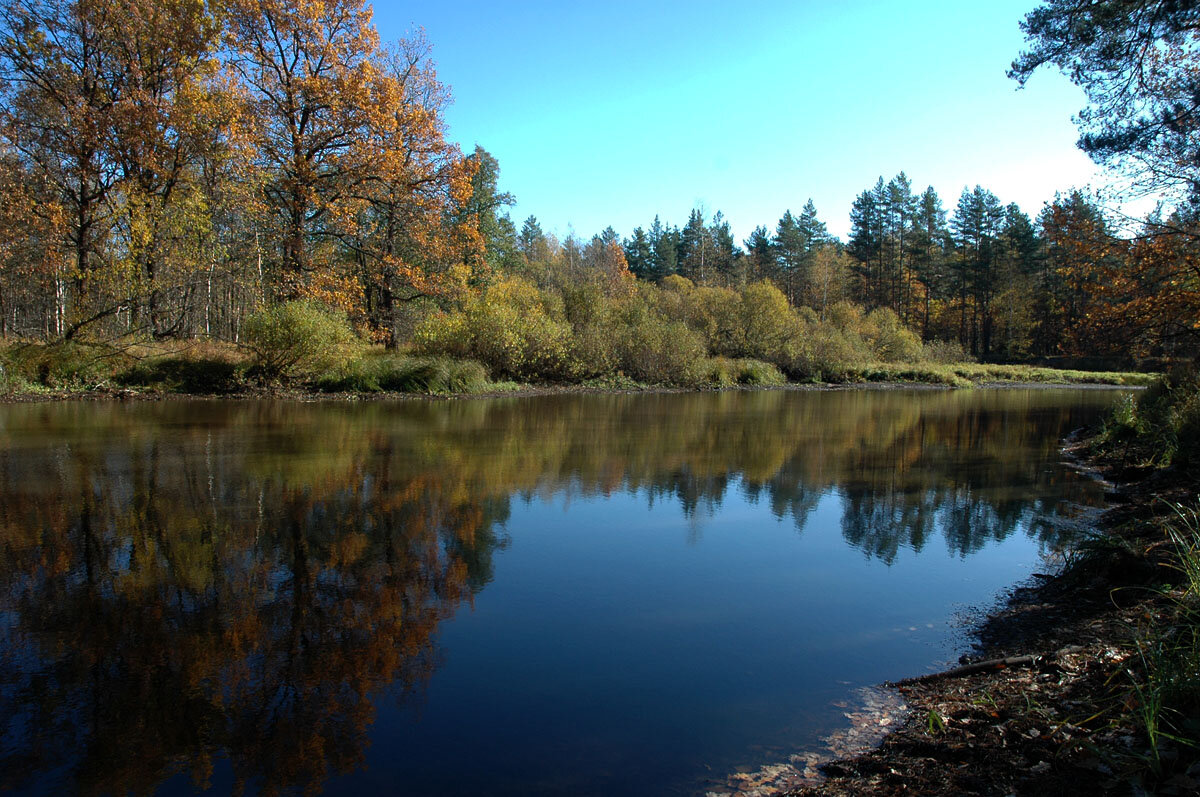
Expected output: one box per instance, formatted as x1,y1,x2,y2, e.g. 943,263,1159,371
372,1,1113,243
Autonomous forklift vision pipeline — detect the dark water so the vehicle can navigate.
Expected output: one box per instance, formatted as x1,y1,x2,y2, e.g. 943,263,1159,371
0,388,1124,796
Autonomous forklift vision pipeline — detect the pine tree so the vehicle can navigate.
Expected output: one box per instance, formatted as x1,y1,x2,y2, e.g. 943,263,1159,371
910,187,950,339
710,211,738,281
624,226,653,279
884,174,916,319
744,225,774,282
951,186,1005,355
649,216,678,281
678,208,712,283
849,188,883,305
519,216,546,261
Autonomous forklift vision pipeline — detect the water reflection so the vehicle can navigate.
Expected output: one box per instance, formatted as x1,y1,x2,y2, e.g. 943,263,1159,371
0,389,1119,795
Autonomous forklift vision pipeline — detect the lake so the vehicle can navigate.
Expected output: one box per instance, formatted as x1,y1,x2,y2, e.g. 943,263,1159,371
0,387,1124,795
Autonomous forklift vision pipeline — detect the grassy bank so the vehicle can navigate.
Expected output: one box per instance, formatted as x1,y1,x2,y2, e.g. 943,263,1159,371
0,288,1157,399
0,339,1152,399
0,337,1152,402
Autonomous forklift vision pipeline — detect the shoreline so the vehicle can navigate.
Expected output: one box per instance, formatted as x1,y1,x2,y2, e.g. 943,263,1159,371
763,431,1198,797
0,378,1141,405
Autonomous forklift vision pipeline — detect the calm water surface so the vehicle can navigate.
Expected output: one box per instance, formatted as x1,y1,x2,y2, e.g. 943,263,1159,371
0,388,1125,795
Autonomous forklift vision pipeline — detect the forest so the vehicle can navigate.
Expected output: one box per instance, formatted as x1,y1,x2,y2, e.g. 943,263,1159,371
0,0,1195,393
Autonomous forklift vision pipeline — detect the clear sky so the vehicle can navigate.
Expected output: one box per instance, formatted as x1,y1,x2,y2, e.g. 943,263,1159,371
371,1,1115,243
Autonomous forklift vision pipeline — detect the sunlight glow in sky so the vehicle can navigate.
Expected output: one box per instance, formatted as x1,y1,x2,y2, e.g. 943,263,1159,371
372,1,1118,243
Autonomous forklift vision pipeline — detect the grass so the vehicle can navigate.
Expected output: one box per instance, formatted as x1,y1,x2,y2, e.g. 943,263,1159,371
705,357,787,388
116,355,243,394
315,353,492,395
1134,501,1200,766
828,361,1152,389
1,335,1155,398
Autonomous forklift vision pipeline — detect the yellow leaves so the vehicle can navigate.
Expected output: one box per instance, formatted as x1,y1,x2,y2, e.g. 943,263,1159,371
298,271,365,317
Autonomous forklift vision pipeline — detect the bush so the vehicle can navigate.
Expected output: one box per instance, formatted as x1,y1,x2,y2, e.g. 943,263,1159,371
568,319,622,379
1,340,125,388
376,356,490,394
737,281,800,363
862,307,924,362
784,319,869,381
705,357,737,387
313,357,382,393
241,301,358,383
116,356,242,394
1097,365,1200,467
733,358,786,386
415,276,574,382
315,354,490,394
923,339,974,365
613,302,707,387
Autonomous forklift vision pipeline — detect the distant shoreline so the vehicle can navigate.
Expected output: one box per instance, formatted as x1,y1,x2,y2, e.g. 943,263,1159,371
0,379,1142,405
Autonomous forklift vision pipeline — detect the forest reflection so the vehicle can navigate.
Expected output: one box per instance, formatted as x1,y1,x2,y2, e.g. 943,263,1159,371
0,389,1117,795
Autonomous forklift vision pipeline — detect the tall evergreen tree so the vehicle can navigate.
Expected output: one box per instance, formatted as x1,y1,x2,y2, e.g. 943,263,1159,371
848,186,883,305
519,215,546,261
951,185,1006,355
774,210,805,303
710,211,738,281
991,202,1041,357
678,208,713,283
649,216,678,281
883,173,916,319
744,225,774,281
910,187,950,340
1035,190,1109,355
624,226,653,280
461,146,516,271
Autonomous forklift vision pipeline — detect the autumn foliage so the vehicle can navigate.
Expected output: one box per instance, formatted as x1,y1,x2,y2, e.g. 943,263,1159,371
0,0,482,344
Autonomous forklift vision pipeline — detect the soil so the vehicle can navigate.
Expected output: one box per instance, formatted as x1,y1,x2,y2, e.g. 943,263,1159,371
703,436,1200,797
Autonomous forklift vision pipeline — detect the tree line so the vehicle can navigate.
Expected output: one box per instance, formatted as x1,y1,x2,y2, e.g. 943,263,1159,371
492,177,1190,364
1,0,1195,368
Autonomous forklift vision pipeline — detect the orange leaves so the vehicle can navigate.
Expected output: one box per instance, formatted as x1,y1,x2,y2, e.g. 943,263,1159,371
1051,211,1200,357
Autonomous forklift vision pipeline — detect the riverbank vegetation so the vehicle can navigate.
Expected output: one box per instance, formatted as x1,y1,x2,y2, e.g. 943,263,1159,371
0,1,1186,399
0,292,1152,398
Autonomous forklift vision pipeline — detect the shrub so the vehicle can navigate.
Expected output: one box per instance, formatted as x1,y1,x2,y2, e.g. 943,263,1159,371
568,319,621,380
683,285,741,354
313,358,382,393
2,340,125,388
612,303,707,387
315,354,491,394
377,356,489,394
705,357,737,387
784,319,869,381
241,301,359,383
415,276,574,382
116,356,242,394
737,281,800,363
733,358,786,386
1097,365,1200,467
923,339,974,365
862,307,924,362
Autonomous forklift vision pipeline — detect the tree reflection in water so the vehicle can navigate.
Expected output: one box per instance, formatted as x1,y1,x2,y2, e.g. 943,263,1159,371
0,389,1119,794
